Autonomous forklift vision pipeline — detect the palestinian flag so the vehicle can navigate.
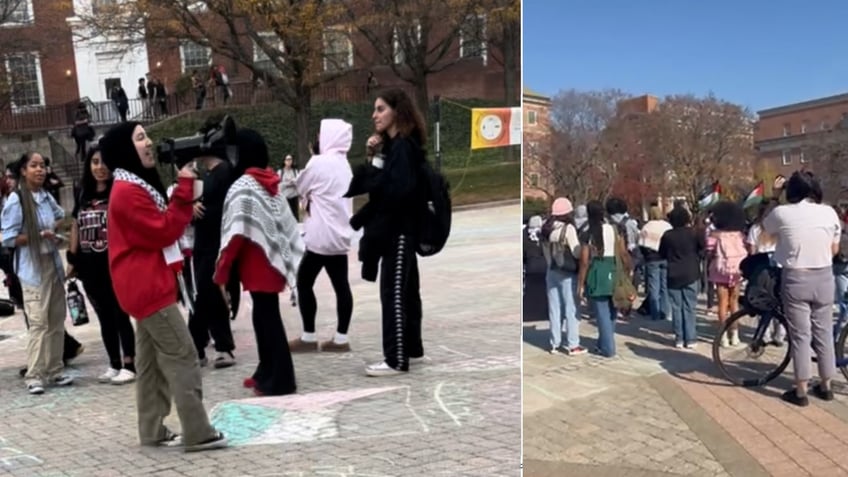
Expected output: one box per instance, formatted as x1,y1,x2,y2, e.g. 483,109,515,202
697,181,721,210
743,181,764,209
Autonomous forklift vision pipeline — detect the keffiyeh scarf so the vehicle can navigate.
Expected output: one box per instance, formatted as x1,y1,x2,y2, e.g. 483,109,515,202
114,168,194,310
220,174,305,287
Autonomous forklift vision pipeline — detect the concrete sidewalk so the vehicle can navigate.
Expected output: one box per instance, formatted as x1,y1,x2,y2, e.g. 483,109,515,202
523,302,848,477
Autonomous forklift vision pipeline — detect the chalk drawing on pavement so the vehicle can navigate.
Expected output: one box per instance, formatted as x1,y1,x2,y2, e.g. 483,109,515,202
0,436,43,470
210,386,413,447
427,355,519,373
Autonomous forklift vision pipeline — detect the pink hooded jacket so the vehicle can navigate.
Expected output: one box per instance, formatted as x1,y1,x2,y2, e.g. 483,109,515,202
296,119,355,255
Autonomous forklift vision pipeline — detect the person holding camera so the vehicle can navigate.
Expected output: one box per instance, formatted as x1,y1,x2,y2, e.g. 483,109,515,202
187,125,237,369
99,121,226,451
1,152,74,395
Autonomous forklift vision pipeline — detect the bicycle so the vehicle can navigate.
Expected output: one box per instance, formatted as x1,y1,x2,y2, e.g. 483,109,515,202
712,284,848,387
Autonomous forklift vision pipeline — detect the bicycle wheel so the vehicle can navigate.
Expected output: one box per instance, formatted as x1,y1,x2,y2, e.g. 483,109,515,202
712,308,792,387
837,321,848,382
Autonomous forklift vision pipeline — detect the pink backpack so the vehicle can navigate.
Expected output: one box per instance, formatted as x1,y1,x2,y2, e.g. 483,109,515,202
714,232,747,277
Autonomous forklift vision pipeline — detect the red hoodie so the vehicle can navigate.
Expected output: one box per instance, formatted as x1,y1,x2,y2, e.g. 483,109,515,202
213,168,287,292
108,177,194,319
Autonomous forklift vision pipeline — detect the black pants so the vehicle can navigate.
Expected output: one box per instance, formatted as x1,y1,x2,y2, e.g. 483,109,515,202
286,197,299,222
0,254,22,307
227,266,241,320
379,234,423,371
296,251,353,334
251,292,296,395
158,99,168,116
188,251,234,359
81,276,135,370
74,137,87,160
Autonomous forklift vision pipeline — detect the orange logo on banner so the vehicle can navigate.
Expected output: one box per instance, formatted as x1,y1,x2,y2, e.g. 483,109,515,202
470,107,522,150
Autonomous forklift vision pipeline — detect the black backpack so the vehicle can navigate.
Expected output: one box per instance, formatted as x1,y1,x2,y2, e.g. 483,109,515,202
415,161,452,257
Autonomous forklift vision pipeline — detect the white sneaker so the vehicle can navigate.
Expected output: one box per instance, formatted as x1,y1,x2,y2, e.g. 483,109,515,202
110,369,136,385
98,368,120,383
720,334,730,348
729,330,740,346
365,362,404,377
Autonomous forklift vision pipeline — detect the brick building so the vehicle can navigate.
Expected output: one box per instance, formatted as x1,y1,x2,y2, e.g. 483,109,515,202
523,87,552,201
0,0,80,109
1,0,515,115
754,93,848,178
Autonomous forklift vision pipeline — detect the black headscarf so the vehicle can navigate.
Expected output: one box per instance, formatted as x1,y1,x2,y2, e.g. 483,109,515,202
234,128,269,177
99,121,167,198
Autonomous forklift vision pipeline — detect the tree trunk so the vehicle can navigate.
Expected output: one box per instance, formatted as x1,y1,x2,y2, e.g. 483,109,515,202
412,76,430,126
294,90,312,165
501,19,518,163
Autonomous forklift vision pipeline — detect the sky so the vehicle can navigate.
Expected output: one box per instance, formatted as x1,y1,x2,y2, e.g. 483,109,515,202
523,1,848,113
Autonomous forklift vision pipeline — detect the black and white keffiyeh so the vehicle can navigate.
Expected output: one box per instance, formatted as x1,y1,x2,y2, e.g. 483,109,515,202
220,174,305,287
113,168,194,311
114,168,167,210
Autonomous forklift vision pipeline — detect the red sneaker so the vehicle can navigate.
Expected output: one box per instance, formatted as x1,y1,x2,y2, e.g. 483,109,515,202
243,377,256,389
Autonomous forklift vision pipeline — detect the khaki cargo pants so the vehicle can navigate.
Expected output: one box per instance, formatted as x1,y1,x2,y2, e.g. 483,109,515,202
22,255,67,386
135,303,218,446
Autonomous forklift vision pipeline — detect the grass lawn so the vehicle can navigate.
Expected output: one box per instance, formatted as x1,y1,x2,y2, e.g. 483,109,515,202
352,161,520,210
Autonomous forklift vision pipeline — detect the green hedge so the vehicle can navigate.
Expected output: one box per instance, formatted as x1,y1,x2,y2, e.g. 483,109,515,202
145,99,519,171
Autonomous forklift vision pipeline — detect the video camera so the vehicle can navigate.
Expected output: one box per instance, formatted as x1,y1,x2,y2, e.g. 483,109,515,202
156,115,239,169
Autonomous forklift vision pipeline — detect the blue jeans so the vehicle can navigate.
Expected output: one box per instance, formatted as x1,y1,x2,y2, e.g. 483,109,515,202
591,297,616,357
645,260,668,321
546,269,579,349
669,281,699,345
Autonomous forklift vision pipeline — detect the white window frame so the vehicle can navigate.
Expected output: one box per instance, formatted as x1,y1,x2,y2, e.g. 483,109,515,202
459,13,487,66
4,51,45,111
180,41,212,73
781,149,791,166
527,110,537,125
800,121,807,134
392,22,422,65
799,150,808,164
323,27,353,73
782,124,790,137
821,120,830,131
253,31,284,73
0,0,33,27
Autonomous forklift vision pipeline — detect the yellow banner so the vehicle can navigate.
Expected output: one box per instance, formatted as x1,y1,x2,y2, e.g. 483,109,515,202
470,107,522,150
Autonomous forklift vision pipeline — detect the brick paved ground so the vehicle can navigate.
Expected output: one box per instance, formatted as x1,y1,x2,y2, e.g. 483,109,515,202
0,204,521,477
523,298,848,477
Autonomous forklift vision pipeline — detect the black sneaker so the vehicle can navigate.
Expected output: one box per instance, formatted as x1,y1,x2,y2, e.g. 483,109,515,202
184,431,227,452
781,389,809,407
812,384,835,402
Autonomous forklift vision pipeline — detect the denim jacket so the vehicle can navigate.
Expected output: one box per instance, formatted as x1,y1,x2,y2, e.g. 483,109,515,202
1,190,65,288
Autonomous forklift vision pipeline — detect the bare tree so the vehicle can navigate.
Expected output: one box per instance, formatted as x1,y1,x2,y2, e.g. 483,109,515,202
641,94,756,205
543,89,631,204
804,121,848,202
483,0,519,106
76,0,351,162
341,0,485,119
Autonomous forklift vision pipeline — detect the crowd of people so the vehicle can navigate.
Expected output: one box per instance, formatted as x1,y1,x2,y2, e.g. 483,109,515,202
523,171,845,407
0,88,432,450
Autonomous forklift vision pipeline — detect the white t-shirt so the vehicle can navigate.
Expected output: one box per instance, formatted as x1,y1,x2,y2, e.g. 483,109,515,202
762,200,841,269
746,223,777,254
